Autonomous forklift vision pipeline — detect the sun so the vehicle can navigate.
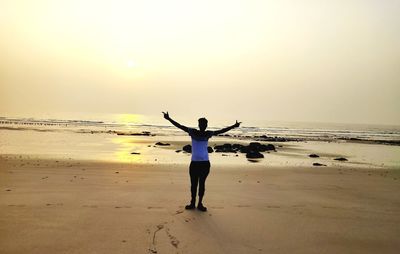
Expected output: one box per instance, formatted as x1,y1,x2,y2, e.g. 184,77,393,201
127,60,137,68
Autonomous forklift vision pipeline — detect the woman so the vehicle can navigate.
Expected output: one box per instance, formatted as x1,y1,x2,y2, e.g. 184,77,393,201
162,111,241,211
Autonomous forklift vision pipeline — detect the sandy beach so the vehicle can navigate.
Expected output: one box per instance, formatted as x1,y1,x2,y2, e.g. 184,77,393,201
1,152,399,254
3,0,400,252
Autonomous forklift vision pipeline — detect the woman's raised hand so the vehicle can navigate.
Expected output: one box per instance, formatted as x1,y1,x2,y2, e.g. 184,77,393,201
233,120,242,128
162,111,170,120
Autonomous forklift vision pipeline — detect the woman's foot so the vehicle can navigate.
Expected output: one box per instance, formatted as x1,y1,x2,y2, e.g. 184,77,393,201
197,203,207,212
185,202,196,210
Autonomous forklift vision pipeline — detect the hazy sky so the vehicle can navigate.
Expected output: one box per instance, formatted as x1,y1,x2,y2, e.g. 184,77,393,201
1,0,399,125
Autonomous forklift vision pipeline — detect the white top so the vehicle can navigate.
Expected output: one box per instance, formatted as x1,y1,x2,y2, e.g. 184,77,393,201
188,128,214,161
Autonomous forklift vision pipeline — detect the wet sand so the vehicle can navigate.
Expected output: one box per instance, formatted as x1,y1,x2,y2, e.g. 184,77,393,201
1,155,399,254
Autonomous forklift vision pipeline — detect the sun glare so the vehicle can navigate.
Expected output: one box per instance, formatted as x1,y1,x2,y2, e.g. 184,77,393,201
127,60,137,68
111,136,143,163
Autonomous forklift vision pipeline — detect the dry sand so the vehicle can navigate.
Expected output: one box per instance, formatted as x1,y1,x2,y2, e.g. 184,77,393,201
1,155,400,254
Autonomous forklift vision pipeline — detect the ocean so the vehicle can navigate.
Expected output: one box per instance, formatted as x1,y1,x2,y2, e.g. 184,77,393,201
1,114,400,167
1,114,399,142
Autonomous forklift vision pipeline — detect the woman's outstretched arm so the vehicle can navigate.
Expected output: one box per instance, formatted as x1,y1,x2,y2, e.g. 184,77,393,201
162,111,189,133
213,120,241,135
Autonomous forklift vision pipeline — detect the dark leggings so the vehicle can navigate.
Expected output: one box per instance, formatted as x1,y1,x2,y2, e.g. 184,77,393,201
189,161,210,199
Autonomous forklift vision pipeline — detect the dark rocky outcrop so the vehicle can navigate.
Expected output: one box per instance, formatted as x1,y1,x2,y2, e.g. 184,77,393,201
117,131,154,136
232,144,244,151
246,151,264,159
334,157,348,161
239,142,275,153
313,162,327,166
214,142,275,154
130,152,140,155
309,154,319,158
250,142,275,152
182,145,192,153
253,135,288,142
155,142,170,146
265,144,276,151
214,143,236,153
178,141,277,160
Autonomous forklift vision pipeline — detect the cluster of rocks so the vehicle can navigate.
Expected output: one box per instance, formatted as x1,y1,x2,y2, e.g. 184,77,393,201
252,135,289,142
155,142,170,146
334,157,348,161
180,142,276,159
309,154,348,166
309,154,348,161
117,131,154,136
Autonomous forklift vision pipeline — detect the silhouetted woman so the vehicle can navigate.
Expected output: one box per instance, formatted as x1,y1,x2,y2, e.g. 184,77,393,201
162,111,241,211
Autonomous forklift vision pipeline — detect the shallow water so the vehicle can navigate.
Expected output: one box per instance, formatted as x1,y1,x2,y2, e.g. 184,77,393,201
1,128,399,169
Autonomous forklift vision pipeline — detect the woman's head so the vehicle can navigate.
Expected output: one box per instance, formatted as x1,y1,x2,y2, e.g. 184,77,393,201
198,117,208,131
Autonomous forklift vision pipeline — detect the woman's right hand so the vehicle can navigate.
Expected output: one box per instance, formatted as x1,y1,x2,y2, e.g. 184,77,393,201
233,120,242,128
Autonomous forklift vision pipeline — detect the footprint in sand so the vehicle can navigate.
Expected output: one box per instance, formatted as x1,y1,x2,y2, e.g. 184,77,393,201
82,205,98,208
184,217,196,222
148,223,166,253
266,205,281,208
147,206,164,210
46,203,63,207
165,227,179,248
292,204,306,208
185,217,196,222
236,205,251,208
322,206,337,209
174,209,184,215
